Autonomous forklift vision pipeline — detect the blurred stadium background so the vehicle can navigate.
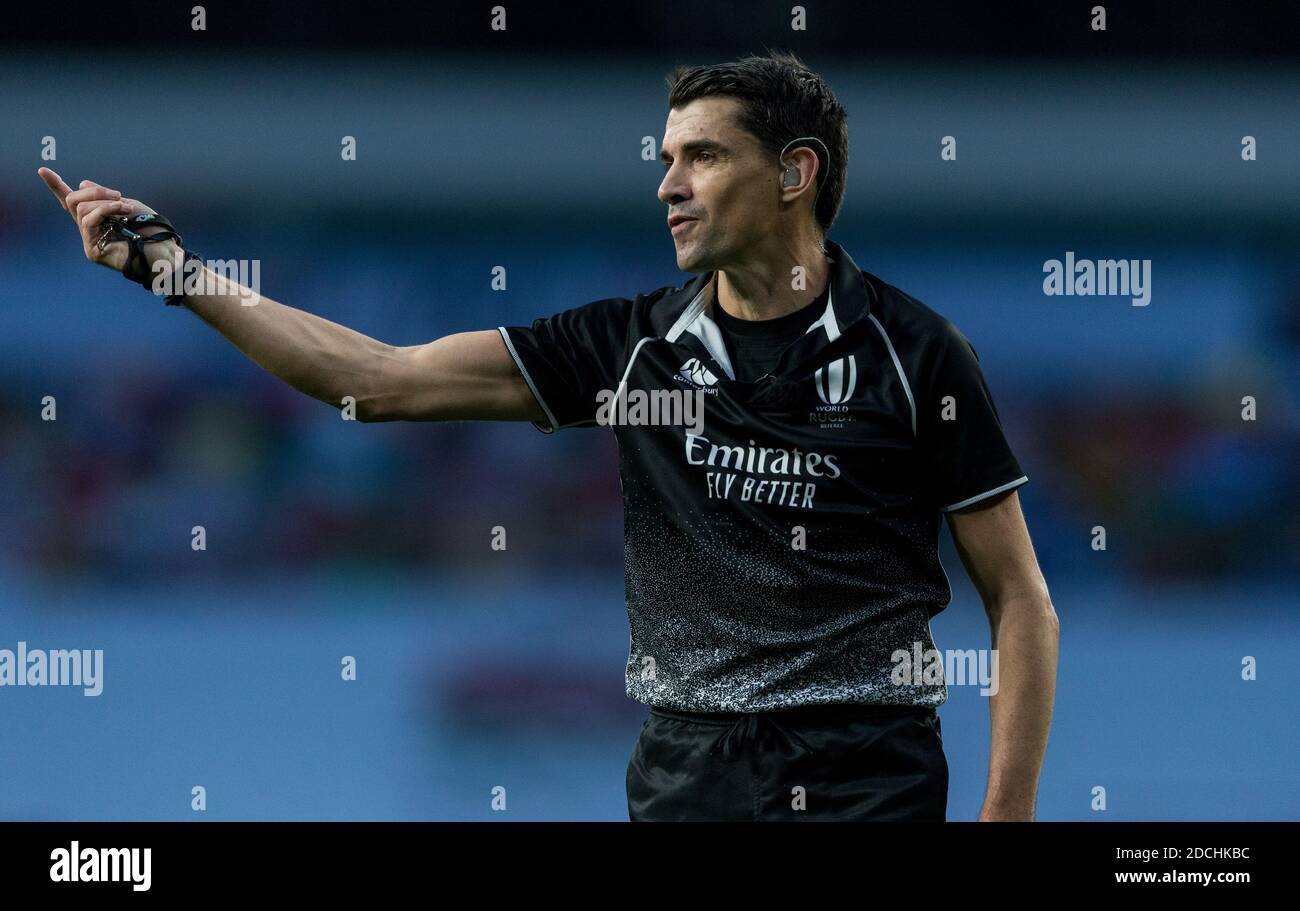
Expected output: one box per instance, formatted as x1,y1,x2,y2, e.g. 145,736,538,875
1,1,1297,820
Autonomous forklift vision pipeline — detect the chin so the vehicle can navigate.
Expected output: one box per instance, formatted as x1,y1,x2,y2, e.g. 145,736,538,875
674,241,715,274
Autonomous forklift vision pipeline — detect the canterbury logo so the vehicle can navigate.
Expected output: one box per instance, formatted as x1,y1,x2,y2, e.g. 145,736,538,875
814,355,858,405
677,358,719,387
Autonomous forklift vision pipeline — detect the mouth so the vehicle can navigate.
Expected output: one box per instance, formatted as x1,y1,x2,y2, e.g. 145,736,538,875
668,214,698,233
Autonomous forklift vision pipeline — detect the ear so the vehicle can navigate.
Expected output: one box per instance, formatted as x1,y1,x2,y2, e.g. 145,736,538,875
778,146,820,201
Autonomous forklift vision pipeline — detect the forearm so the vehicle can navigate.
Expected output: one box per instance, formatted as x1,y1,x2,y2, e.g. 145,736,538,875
981,593,1058,819
38,170,540,426
163,259,398,417
43,173,407,419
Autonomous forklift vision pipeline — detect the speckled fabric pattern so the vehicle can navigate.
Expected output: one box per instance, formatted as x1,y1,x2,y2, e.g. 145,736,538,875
618,425,952,712
498,240,1027,713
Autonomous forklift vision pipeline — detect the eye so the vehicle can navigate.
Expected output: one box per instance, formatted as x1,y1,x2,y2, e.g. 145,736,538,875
696,150,714,163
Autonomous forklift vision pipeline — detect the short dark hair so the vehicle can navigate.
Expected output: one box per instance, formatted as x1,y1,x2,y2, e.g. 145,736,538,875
666,51,849,234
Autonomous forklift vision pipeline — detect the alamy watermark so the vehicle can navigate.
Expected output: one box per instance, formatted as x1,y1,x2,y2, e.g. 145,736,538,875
595,386,705,435
1043,251,1151,306
891,642,999,696
150,250,261,305
50,842,150,891
0,641,103,696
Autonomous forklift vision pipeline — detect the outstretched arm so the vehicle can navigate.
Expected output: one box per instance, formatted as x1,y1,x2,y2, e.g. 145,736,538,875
946,489,1059,822
38,168,543,424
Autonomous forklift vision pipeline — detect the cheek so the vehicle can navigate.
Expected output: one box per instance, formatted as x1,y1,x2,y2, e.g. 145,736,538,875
694,170,771,237
719,174,772,215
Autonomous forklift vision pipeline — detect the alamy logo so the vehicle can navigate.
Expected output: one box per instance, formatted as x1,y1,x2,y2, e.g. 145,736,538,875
0,641,103,696
1043,251,1152,306
814,355,857,406
891,642,1000,696
151,250,261,306
677,358,718,388
50,842,151,891
595,385,704,435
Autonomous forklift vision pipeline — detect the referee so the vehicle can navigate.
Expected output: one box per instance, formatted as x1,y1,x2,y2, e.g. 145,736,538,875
39,51,1058,822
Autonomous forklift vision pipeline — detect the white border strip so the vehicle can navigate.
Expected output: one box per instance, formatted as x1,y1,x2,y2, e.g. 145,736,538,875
613,336,659,404
866,313,917,436
684,316,734,381
941,475,1029,512
497,326,559,434
664,287,708,342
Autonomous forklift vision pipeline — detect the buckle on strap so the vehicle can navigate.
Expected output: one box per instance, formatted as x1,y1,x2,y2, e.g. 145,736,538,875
94,213,186,287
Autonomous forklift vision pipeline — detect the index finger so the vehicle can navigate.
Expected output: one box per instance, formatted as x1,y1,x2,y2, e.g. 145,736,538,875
37,167,75,208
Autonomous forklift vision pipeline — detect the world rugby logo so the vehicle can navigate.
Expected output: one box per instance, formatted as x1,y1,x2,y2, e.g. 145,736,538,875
677,358,719,388
814,355,857,405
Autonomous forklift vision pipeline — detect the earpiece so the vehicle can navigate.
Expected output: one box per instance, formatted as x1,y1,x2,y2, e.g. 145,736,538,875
778,135,832,199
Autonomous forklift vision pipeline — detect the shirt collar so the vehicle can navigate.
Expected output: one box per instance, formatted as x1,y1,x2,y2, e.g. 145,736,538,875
662,238,871,382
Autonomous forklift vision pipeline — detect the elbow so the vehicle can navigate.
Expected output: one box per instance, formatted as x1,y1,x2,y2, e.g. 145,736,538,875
986,581,1058,630
353,386,436,422
350,346,414,422
1042,598,1060,636
1035,588,1060,638
1037,582,1059,626
328,383,395,422
352,395,395,423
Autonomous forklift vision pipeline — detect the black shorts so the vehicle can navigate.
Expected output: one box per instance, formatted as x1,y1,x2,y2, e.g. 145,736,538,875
626,702,948,821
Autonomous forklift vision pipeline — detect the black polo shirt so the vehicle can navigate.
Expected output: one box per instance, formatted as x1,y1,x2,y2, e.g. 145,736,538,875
497,239,1028,713
714,281,828,382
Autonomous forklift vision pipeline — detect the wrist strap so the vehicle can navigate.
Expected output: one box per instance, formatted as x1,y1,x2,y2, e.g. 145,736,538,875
161,250,204,306
99,213,183,284
95,213,195,302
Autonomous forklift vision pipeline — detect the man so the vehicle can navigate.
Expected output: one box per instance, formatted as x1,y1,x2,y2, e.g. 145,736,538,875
39,51,1057,821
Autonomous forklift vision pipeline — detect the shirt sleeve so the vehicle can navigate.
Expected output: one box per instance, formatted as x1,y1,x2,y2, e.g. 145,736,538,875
497,296,633,433
915,321,1028,512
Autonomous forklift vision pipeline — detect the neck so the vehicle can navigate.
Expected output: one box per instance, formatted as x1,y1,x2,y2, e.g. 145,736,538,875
715,234,830,321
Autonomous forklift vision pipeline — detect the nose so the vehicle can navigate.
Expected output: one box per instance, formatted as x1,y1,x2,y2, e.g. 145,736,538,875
657,161,690,207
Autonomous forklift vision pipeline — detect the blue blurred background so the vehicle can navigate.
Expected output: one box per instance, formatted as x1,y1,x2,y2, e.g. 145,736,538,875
2,1,1298,820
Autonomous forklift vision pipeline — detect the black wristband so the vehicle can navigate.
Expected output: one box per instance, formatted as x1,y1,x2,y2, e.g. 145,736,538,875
101,214,184,286
162,250,204,306
94,212,189,297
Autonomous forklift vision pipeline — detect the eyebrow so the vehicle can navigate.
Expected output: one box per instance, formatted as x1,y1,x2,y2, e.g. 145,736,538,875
660,139,727,164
